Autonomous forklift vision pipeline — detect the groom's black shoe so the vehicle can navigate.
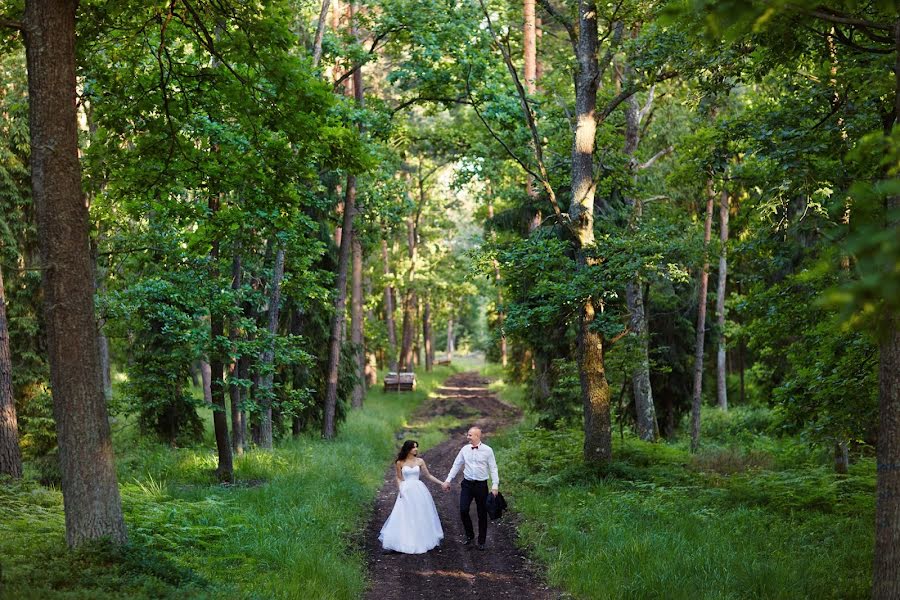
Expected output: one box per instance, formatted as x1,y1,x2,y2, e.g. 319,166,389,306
476,543,486,551
463,537,475,546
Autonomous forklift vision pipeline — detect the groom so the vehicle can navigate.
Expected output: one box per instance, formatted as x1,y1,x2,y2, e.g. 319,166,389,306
442,426,499,551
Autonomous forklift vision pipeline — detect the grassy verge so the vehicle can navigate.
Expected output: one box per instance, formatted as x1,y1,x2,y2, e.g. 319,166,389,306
485,373,873,600
0,365,457,600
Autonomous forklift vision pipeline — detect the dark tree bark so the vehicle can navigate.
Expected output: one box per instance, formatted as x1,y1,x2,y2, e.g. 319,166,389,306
24,0,126,544
258,246,285,449
690,182,715,453
381,235,398,371
716,190,729,411
323,179,356,439
873,27,900,592
570,0,612,465
0,264,23,478
207,196,233,481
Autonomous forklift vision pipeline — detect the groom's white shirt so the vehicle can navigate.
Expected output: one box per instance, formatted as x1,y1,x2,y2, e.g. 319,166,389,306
445,443,499,490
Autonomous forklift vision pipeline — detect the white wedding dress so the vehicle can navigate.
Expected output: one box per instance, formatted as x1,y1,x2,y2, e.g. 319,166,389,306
378,465,444,554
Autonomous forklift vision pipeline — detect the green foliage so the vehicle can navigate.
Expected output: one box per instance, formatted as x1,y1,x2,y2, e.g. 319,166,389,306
489,377,874,600
4,366,457,599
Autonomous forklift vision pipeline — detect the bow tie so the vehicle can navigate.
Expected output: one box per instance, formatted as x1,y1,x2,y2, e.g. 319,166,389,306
471,445,479,450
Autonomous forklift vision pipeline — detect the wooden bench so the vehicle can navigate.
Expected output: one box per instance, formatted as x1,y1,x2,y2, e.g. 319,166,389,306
436,359,452,366
384,371,416,392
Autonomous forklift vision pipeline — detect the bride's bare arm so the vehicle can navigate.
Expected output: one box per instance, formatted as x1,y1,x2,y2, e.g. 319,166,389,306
418,459,443,485
395,461,404,493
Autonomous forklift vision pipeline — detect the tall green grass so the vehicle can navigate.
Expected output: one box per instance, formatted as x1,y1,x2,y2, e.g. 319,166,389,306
487,377,874,600
0,365,457,599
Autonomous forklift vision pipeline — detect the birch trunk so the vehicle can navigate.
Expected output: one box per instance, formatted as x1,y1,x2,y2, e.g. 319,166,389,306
622,60,657,442
716,190,729,411
690,182,716,453
229,251,244,455
423,299,433,372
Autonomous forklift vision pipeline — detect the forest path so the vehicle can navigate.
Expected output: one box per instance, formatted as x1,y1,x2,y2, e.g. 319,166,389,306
362,371,559,600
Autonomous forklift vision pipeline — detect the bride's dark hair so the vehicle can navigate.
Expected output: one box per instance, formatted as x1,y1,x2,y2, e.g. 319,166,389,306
396,440,418,463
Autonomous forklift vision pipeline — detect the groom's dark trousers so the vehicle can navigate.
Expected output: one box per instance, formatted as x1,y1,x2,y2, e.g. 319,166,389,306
460,478,488,544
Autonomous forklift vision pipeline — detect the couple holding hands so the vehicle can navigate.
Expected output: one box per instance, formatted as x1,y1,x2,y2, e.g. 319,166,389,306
378,426,500,554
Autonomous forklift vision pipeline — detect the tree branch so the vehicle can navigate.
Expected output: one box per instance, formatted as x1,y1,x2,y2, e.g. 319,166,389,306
597,70,677,124
476,0,566,229
637,145,673,170
331,26,401,91
536,0,576,50
389,95,471,116
0,18,24,31
805,6,891,31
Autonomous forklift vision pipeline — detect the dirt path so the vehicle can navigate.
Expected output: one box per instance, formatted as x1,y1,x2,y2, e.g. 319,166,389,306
363,372,559,600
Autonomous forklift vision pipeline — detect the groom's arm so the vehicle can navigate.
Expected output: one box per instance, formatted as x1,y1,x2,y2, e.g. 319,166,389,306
488,448,499,492
444,448,465,483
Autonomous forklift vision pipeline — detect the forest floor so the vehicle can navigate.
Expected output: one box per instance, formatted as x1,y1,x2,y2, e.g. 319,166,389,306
363,371,561,600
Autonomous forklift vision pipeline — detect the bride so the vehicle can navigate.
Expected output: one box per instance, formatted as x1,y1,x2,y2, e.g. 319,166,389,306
378,440,444,554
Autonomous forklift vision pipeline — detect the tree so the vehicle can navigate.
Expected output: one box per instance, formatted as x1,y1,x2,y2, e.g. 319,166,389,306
22,0,126,545
0,263,22,478
690,181,715,453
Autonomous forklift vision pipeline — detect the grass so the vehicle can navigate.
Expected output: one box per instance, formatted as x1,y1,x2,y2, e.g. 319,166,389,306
0,364,458,600
486,374,874,600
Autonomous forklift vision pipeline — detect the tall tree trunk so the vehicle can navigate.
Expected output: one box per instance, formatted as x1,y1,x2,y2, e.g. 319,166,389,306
690,182,716,453
622,59,658,442
523,0,541,231
873,30,900,594
207,195,233,480
875,291,900,598
24,0,126,544
348,2,366,409
200,359,213,404
258,246,285,449
570,0,611,465
381,235,398,371
486,200,507,367
423,299,433,372
323,179,356,439
311,0,331,67
716,190,729,411
399,214,417,370
0,264,23,478
350,231,365,407
446,317,454,359
229,251,244,455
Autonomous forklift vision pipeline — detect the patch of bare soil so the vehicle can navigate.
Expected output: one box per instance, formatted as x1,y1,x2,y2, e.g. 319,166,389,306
363,372,560,600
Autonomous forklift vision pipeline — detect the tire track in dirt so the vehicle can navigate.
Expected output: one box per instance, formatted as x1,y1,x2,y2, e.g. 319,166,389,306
363,371,559,600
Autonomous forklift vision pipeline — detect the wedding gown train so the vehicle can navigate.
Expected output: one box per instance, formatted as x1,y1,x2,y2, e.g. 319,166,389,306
378,465,444,554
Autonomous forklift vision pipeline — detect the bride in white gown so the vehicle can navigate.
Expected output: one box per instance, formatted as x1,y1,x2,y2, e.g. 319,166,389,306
379,440,444,554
